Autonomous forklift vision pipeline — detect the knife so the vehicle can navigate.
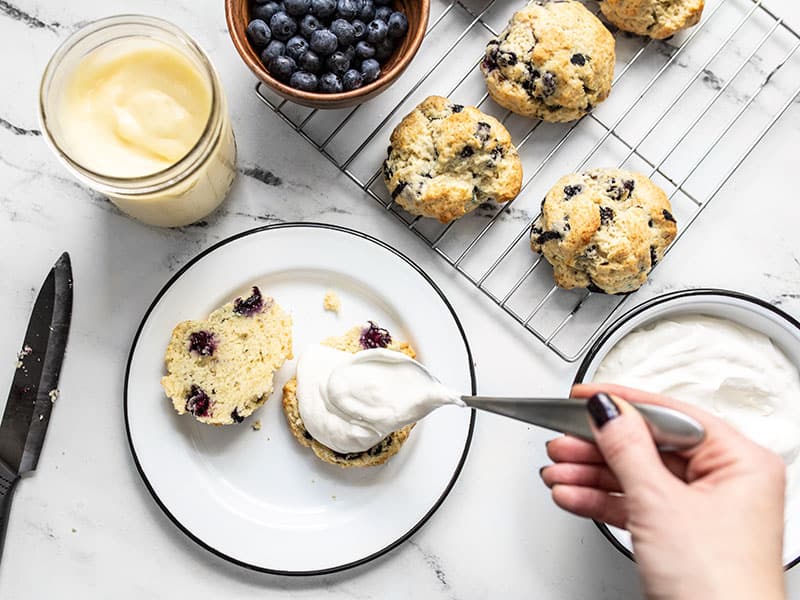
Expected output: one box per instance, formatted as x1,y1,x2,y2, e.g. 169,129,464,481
0,253,72,561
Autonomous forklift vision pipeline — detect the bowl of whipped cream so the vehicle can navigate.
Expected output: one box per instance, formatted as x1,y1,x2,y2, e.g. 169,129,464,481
573,288,800,568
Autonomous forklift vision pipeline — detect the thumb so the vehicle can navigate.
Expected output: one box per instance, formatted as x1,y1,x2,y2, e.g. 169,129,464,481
587,392,672,493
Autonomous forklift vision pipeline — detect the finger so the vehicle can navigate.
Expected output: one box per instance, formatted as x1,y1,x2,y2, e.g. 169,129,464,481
541,463,622,492
574,383,755,462
586,393,673,494
547,435,688,480
547,436,604,464
551,484,628,528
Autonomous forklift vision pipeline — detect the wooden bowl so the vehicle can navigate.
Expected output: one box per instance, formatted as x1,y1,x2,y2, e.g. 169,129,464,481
226,1,430,109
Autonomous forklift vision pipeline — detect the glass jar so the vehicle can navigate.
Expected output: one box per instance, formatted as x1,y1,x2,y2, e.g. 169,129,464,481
39,15,237,228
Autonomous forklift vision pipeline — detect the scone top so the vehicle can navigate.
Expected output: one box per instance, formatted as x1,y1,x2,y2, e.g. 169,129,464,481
481,0,616,122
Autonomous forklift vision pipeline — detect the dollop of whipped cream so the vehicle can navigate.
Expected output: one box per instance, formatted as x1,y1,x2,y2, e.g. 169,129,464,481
594,315,800,493
296,345,464,453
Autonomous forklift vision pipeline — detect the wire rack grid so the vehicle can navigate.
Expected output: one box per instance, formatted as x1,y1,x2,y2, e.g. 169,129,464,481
255,0,800,362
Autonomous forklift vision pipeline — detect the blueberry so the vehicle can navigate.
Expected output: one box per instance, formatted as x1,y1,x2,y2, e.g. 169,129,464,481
286,35,309,61
284,0,311,16
350,19,367,40
231,408,245,424
185,385,211,418
497,51,517,68
310,28,338,55
319,72,343,93
270,12,297,40
253,1,282,21
269,55,297,81
360,57,380,82
387,11,408,39
246,19,273,47
299,14,321,38
188,330,216,356
234,286,266,315
570,53,587,66
342,68,363,90
358,0,375,21
375,6,393,21
366,18,388,43
336,0,359,19
326,50,350,75
374,37,394,61
360,321,391,349
599,206,614,225
663,209,676,222
451,103,464,113
535,230,562,245
650,246,658,267
261,39,286,63
355,40,375,59
290,70,319,91
475,121,492,143
311,0,337,18
542,71,557,96
563,184,583,199
331,18,356,46
298,49,322,73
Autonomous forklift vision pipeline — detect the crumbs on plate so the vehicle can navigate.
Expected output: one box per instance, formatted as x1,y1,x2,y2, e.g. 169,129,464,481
323,290,341,314
252,420,262,431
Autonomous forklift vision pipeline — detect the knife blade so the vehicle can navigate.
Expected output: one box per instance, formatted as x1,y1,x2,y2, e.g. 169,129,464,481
0,252,72,561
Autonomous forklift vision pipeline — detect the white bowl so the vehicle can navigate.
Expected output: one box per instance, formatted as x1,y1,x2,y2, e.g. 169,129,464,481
573,288,800,569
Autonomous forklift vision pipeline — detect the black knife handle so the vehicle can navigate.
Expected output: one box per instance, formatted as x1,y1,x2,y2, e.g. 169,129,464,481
0,458,19,563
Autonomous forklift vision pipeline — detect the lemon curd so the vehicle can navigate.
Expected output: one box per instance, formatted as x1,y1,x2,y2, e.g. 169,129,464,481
40,16,236,227
58,39,212,178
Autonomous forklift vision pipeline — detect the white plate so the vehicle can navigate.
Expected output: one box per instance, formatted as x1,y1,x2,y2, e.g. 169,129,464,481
574,289,800,569
125,223,475,574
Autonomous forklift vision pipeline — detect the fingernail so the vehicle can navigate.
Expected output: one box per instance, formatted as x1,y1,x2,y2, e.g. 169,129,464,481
538,466,547,480
587,393,620,428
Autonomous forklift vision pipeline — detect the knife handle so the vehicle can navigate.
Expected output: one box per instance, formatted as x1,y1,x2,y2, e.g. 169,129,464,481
0,458,19,564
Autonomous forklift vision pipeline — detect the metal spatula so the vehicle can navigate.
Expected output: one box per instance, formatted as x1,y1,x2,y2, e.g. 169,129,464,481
463,396,705,451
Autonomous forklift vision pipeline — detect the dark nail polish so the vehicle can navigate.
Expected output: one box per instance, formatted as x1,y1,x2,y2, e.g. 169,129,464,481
587,392,620,428
538,466,546,480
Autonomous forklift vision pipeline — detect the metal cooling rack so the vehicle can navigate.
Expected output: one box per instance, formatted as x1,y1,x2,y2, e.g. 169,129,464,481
255,0,800,362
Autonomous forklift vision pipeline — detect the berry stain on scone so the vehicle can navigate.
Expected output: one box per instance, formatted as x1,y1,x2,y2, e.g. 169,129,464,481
383,95,523,223
161,286,293,425
481,0,615,122
599,0,704,40
282,322,416,468
530,169,677,294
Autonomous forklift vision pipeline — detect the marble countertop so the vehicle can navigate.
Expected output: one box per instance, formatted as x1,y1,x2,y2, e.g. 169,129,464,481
1,0,799,597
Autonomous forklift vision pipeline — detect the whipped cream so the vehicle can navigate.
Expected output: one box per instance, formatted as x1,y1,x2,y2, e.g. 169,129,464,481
594,314,800,503
296,345,464,453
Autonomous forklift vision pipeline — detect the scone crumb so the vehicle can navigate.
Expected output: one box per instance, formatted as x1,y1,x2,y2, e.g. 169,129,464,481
49,389,59,403
251,420,262,431
323,290,341,313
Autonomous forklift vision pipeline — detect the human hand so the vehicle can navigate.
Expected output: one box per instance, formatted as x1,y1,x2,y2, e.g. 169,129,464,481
540,383,786,600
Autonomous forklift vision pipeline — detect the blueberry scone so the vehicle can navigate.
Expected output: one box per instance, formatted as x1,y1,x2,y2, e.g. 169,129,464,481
382,95,523,223
530,168,677,294
161,287,293,425
282,322,416,468
480,0,615,123
599,0,704,39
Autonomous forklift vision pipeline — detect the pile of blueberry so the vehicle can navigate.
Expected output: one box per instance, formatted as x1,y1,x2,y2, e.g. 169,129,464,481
246,0,409,93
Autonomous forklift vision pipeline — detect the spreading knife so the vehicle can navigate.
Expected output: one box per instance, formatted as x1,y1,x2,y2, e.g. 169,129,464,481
0,253,73,561
463,396,705,451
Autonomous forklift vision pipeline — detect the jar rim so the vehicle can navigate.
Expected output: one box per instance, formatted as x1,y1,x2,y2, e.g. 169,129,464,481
38,14,224,196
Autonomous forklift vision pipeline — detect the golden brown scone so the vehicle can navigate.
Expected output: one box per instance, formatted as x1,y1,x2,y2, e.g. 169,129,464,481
161,287,293,425
530,168,677,294
480,0,615,123
382,95,523,223
599,0,704,39
282,322,416,468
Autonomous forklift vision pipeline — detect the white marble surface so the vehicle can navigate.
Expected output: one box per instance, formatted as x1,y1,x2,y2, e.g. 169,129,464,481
1,0,799,597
